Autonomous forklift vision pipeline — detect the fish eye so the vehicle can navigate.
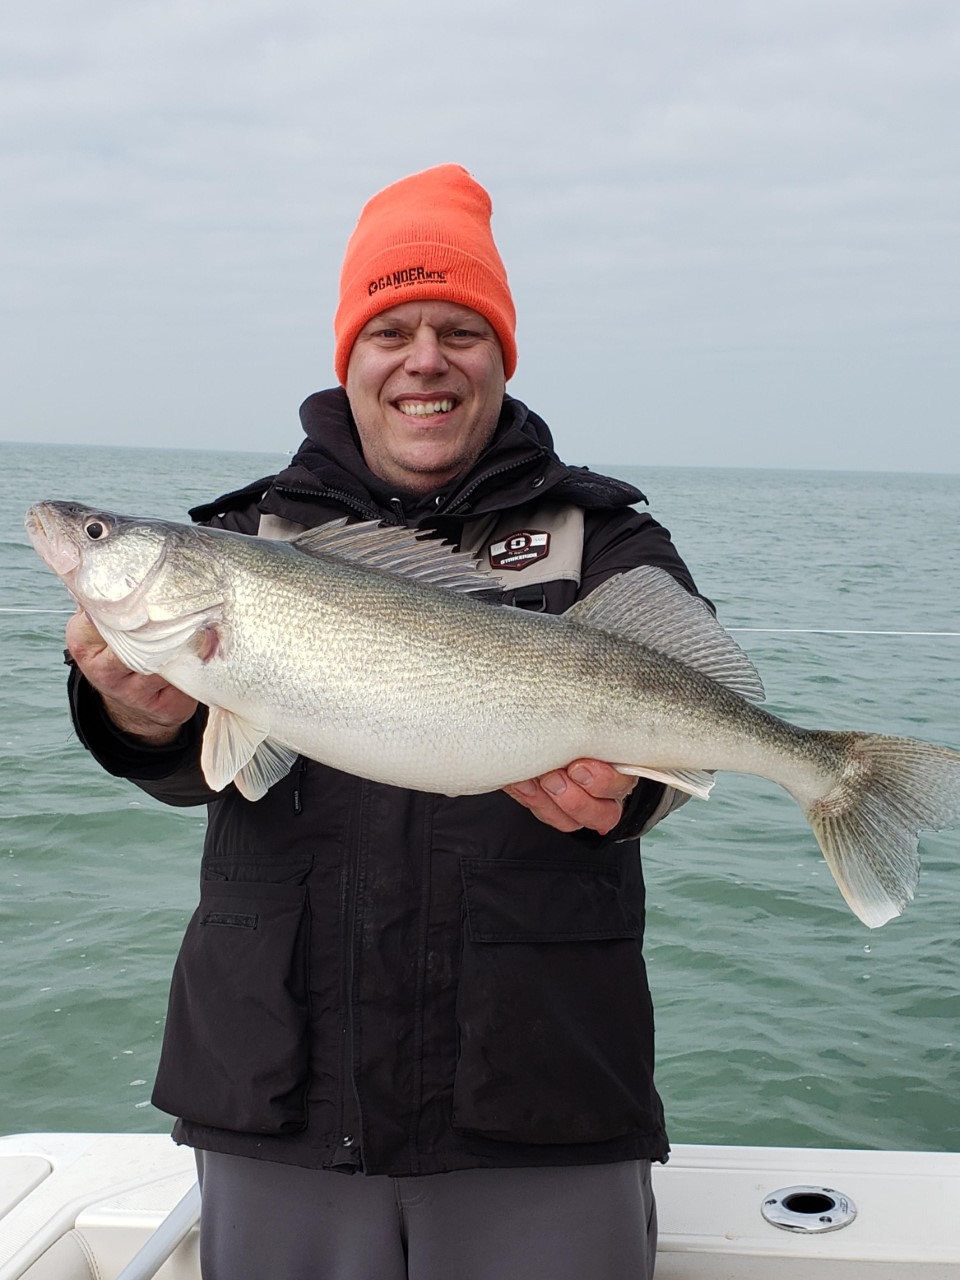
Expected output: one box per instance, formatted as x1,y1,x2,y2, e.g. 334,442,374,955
83,519,108,540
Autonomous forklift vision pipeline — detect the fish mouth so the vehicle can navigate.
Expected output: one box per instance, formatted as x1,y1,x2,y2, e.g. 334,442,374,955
392,396,460,420
25,502,82,577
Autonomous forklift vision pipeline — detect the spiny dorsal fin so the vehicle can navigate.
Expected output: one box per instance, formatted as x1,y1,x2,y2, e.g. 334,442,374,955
566,565,765,702
289,519,500,597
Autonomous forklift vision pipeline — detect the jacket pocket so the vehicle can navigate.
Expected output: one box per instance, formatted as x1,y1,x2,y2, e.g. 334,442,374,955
152,880,310,1134
453,858,657,1145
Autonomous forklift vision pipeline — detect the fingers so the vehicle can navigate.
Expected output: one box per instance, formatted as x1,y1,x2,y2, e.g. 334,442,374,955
63,609,199,738
503,779,587,833
503,760,639,835
65,609,108,664
66,608,136,695
565,760,638,802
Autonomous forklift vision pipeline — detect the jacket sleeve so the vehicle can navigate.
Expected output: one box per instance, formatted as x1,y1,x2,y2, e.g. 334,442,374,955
67,665,219,806
578,506,705,842
580,506,706,603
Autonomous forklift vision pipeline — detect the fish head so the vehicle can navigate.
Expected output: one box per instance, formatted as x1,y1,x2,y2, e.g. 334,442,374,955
25,501,225,634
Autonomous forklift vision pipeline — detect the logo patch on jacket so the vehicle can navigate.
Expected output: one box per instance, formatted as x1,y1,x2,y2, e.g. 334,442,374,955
488,531,550,571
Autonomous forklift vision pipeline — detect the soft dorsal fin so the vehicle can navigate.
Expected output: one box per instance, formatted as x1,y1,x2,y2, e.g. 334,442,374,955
566,565,765,702
288,520,500,597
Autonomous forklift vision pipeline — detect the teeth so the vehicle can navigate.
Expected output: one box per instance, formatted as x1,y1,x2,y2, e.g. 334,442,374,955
397,399,455,417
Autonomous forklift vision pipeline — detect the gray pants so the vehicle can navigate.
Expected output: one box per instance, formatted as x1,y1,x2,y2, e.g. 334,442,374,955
195,1150,657,1280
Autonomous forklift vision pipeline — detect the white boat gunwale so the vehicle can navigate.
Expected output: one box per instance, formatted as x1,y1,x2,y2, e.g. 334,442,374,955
2,1133,959,1278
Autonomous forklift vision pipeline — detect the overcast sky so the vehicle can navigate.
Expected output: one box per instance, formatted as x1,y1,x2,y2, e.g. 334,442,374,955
3,0,958,472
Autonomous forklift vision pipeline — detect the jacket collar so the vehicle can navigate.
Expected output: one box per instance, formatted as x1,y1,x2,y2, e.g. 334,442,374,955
259,387,645,527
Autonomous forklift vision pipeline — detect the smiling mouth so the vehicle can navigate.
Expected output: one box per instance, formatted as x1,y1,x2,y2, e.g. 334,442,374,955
395,398,458,418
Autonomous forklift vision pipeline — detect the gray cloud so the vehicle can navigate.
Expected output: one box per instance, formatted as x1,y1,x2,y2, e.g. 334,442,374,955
1,0,957,471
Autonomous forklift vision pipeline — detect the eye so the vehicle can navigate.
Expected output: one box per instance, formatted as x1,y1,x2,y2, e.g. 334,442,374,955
84,518,108,540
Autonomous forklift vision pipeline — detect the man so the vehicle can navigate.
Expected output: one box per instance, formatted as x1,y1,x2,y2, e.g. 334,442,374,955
65,165,700,1279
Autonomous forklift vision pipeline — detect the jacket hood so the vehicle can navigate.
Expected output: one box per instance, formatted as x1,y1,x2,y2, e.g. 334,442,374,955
275,387,646,524
190,387,646,528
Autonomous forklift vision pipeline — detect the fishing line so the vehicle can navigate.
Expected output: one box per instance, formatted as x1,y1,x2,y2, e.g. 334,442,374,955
2,609,959,636
730,627,960,637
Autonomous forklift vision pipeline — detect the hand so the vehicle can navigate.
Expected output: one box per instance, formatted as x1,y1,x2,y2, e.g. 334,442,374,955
65,610,198,744
503,759,638,835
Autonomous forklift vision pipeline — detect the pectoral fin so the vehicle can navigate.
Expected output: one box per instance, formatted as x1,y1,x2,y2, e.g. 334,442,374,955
201,706,299,800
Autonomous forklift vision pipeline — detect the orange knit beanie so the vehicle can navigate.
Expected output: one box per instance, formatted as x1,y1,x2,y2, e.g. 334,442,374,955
334,164,517,385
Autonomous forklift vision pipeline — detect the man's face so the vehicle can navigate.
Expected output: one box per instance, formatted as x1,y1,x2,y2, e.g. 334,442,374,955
345,300,506,495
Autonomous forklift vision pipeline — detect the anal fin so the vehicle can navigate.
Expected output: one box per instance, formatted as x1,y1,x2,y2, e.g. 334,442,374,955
613,764,715,800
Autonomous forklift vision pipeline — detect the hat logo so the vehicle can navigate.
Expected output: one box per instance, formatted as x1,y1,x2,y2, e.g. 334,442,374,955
489,531,550,571
368,265,449,297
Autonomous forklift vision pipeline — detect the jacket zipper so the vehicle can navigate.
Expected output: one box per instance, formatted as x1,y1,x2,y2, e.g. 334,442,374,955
335,785,366,1168
275,458,546,525
441,455,545,515
291,757,307,815
272,484,389,524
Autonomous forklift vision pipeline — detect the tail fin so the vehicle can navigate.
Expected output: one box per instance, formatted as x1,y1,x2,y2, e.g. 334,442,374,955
803,733,960,929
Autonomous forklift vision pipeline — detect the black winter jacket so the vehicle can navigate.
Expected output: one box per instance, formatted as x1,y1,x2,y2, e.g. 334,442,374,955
69,390,699,1176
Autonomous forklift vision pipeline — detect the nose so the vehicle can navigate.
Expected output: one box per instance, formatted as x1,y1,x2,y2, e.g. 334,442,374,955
404,327,449,377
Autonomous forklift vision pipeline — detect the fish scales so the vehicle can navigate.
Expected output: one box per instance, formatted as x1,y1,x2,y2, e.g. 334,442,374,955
202,543,816,796
26,500,960,929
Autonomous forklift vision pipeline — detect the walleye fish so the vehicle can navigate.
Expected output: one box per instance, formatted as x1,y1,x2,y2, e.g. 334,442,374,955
26,500,960,929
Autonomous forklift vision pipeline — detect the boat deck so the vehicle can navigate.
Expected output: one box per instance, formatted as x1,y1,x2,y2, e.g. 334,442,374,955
1,1134,958,1278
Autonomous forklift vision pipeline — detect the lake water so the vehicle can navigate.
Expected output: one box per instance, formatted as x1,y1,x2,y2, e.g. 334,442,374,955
1,442,957,1153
